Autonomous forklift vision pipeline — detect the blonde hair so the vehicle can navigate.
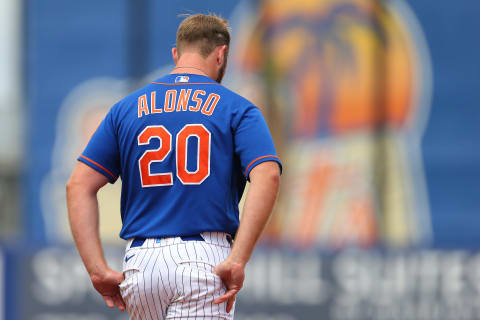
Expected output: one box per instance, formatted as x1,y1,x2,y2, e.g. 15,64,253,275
176,14,230,58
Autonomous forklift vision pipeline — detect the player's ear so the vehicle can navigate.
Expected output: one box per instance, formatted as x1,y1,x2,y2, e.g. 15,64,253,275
217,45,228,66
172,47,179,64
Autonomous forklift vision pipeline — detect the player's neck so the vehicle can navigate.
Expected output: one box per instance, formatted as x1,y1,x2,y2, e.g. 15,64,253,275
171,51,219,80
172,65,209,77
171,53,212,77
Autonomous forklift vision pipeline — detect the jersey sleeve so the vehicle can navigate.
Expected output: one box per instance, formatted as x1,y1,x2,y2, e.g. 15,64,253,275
233,105,282,181
77,109,120,183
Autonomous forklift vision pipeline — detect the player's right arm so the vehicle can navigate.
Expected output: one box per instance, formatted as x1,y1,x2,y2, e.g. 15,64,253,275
66,106,124,310
66,161,125,312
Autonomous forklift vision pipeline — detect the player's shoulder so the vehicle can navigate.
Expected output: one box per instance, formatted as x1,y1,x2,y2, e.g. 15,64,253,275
215,84,249,102
107,81,158,116
213,83,258,114
117,82,157,106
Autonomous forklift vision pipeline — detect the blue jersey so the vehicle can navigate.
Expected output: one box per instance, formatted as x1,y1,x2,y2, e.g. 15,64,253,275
78,73,282,239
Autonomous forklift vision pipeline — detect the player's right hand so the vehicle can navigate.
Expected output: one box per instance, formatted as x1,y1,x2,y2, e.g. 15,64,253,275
213,260,245,313
90,268,126,312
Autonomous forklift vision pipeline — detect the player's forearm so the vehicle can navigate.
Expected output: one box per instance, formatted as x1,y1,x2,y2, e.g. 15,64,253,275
229,162,280,266
66,180,108,278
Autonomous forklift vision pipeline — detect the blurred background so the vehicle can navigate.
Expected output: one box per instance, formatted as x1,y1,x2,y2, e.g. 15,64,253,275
1,0,479,319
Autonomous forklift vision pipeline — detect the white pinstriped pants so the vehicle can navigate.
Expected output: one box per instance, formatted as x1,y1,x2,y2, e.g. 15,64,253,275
119,232,234,320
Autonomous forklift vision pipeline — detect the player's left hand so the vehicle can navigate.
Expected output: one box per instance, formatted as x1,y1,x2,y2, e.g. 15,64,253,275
90,268,126,312
213,260,245,313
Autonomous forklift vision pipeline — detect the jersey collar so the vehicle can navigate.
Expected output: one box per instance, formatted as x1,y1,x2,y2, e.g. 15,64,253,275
153,73,218,85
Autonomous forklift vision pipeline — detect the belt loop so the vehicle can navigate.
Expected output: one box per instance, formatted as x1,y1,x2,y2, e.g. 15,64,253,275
226,234,233,246
130,238,146,248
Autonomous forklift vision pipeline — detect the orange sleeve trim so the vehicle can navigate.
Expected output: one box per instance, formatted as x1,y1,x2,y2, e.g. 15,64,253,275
244,155,280,177
151,82,219,85
79,155,117,180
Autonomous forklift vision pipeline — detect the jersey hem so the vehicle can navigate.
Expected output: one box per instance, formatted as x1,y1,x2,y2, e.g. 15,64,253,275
120,229,237,240
244,155,282,181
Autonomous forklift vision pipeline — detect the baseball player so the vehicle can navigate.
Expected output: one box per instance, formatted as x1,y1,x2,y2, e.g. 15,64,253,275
66,14,281,319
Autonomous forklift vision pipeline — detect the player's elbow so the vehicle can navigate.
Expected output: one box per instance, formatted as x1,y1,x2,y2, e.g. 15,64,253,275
268,166,281,192
66,173,88,197
65,176,80,196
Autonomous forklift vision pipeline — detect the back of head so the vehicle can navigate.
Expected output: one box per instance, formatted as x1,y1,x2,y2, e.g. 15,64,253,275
176,14,230,58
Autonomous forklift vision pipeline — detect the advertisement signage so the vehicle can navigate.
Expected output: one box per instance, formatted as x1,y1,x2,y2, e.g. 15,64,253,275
14,247,480,320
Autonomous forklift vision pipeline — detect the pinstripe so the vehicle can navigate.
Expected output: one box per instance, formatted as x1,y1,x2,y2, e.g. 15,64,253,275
169,245,185,319
126,258,138,319
168,242,179,300
216,244,225,316
186,243,192,319
157,254,167,319
142,249,156,320
125,251,136,319
188,268,194,319
211,272,219,318
206,242,222,316
157,247,168,319
162,245,175,300
136,249,149,320
179,264,186,319
184,243,190,261
149,248,162,319
206,239,219,318
130,248,145,320
221,244,233,315
199,242,213,317
197,265,202,319
179,243,188,320
185,244,193,319
220,245,228,260
130,275,138,319
169,244,179,320
188,242,196,319
192,243,200,319
221,242,229,314
121,271,132,318
208,238,220,265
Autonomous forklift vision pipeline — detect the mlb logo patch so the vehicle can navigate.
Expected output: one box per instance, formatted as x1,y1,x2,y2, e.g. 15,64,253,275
175,75,189,83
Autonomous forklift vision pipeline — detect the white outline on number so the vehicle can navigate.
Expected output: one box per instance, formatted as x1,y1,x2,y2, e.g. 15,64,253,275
137,125,173,187
176,124,211,185
184,134,200,174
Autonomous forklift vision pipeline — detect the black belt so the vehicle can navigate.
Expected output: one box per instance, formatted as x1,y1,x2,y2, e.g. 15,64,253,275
131,234,204,248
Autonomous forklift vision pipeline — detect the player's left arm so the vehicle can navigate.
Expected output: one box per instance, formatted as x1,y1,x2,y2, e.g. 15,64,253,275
214,103,282,312
214,161,280,312
66,162,125,312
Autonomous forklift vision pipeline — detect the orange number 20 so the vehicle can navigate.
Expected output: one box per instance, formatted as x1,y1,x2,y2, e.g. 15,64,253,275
138,124,211,187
